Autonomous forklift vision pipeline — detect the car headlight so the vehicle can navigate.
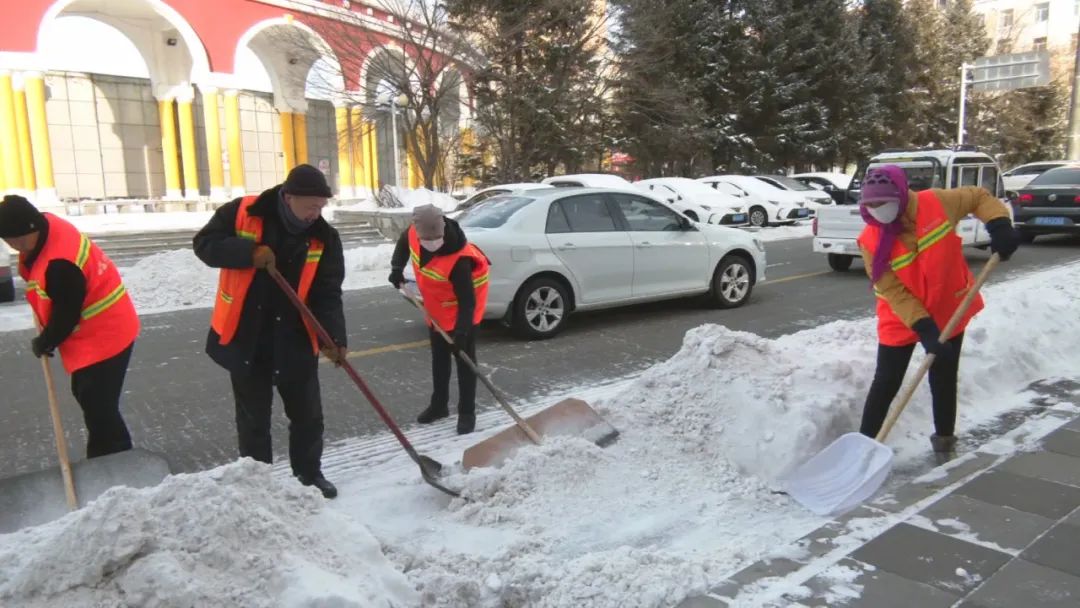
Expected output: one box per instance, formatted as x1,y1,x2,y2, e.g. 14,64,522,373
699,204,712,210
753,238,765,252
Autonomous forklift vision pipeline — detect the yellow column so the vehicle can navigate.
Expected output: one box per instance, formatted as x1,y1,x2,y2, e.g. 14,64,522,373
349,106,365,192
280,110,295,175
365,121,379,190
293,113,308,165
159,98,183,199
201,87,225,199
14,83,35,191
0,71,25,191
407,136,422,189
177,94,200,198
24,73,55,200
224,89,244,197
460,127,475,189
334,105,353,197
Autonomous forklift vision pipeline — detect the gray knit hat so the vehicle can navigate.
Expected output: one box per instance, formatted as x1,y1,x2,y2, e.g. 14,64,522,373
412,204,445,239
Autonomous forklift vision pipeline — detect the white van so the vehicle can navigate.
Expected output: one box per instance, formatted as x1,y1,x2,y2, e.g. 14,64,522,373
813,146,1007,271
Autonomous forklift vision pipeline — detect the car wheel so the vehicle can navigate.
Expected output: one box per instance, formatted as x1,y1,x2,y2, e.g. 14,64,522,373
749,206,768,228
710,255,753,309
827,253,854,272
0,277,13,304
512,277,569,339
683,210,699,222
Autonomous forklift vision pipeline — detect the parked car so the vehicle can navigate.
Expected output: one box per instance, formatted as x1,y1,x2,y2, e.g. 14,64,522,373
541,173,636,189
635,177,749,226
453,183,551,214
754,175,834,208
1002,160,1077,191
792,172,852,204
451,187,766,339
813,147,1005,271
1010,165,1080,242
0,240,13,303
697,175,814,228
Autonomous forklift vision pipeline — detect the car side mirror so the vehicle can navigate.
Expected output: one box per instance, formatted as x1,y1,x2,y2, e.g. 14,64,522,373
1005,190,1018,200
824,184,837,192
679,215,693,230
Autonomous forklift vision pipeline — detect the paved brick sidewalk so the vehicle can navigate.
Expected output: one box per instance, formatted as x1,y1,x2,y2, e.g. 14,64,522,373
679,380,1080,608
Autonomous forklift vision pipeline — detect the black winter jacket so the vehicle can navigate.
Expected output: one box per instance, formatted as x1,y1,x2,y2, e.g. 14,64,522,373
390,217,476,330
193,186,346,381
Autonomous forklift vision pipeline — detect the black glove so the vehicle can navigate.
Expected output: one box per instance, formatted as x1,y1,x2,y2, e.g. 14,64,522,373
912,317,952,358
986,217,1019,261
388,267,405,289
31,335,54,358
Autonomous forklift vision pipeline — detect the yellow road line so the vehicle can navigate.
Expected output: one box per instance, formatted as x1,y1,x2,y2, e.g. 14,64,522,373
329,270,831,363
762,270,832,285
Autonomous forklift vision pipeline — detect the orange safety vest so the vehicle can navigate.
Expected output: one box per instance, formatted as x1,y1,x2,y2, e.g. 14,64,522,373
19,214,139,373
857,190,984,347
408,225,490,331
209,196,325,354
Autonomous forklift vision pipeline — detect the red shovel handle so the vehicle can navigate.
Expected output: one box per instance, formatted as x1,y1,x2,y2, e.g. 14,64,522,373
266,266,426,466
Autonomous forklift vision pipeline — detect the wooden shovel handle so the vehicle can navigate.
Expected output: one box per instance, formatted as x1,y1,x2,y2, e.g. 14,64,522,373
34,315,78,511
875,254,1000,442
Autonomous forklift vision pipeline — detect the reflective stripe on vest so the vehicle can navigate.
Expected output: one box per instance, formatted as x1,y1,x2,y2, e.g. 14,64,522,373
857,190,984,347
209,196,325,354
407,225,490,331
19,214,140,373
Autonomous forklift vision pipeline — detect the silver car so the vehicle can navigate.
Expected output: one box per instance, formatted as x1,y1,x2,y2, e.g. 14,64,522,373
454,187,767,339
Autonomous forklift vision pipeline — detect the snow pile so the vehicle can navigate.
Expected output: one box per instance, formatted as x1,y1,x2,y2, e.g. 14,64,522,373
378,186,460,212
751,222,813,242
66,210,215,235
0,459,418,608
607,261,1080,482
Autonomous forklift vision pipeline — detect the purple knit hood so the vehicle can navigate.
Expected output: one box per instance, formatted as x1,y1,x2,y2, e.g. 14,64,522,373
859,165,909,282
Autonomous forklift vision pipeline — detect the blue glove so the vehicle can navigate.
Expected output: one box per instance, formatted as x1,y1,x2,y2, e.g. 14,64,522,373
31,336,54,358
986,217,1019,261
912,318,952,358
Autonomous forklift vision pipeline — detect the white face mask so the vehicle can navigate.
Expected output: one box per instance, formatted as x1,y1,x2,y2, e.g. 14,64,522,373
867,202,900,224
420,238,444,252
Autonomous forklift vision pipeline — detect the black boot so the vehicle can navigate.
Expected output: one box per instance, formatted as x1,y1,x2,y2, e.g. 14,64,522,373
930,434,957,465
417,404,449,424
457,412,476,435
297,474,338,499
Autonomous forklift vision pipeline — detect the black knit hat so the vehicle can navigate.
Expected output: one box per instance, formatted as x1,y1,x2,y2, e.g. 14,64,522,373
282,164,333,198
0,195,45,238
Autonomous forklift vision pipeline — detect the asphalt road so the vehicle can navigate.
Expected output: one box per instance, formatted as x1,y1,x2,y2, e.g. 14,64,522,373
1,236,1078,479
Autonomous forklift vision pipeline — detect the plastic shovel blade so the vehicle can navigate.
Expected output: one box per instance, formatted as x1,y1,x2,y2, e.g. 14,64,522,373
781,432,895,517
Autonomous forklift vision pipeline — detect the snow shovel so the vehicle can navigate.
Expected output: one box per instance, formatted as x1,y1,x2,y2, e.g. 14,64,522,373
268,267,460,498
398,287,619,470
782,253,1000,517
0,320,172,533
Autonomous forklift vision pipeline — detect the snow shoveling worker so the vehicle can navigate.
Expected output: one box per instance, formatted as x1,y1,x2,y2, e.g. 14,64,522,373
0,194,139,458
856,165,1019,460
388,204,490,435
194,164,347,499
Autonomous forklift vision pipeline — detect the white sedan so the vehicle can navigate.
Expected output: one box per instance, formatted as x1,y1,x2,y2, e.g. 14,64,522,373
697,175,814,228
635,177,750,226
452,187,766,339
451,183,551,216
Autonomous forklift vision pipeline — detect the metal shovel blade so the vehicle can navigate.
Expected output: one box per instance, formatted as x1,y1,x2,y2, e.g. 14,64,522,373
781,432,895,517
462,398,619,470
416,454,462,498
0,448,172,533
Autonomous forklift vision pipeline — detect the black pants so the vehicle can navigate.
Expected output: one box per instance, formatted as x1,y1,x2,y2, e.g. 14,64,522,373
860,333,965,438
430,326,477,416
229,363,324,477
70,343,134,458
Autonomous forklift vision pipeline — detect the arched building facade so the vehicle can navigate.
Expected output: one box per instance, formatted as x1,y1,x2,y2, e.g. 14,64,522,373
0,0,472,207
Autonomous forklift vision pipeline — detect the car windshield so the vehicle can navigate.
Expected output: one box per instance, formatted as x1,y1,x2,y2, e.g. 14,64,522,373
764,176,814,191
456,196,534,228
864,162,943,191
1028,167,1080,187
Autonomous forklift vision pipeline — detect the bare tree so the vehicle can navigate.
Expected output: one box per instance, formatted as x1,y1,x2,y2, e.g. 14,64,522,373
275,0,480,191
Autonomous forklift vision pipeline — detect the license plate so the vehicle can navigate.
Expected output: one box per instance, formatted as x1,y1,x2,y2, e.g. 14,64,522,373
1033,216,1068,226
796,208,810,217
731,213,747,223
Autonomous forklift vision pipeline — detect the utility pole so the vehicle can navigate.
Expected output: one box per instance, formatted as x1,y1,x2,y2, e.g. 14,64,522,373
1068,17,1080,159
958,63,972,145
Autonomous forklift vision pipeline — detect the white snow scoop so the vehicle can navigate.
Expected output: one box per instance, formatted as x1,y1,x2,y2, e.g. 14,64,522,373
0,339,171,533
782,253,1000,516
